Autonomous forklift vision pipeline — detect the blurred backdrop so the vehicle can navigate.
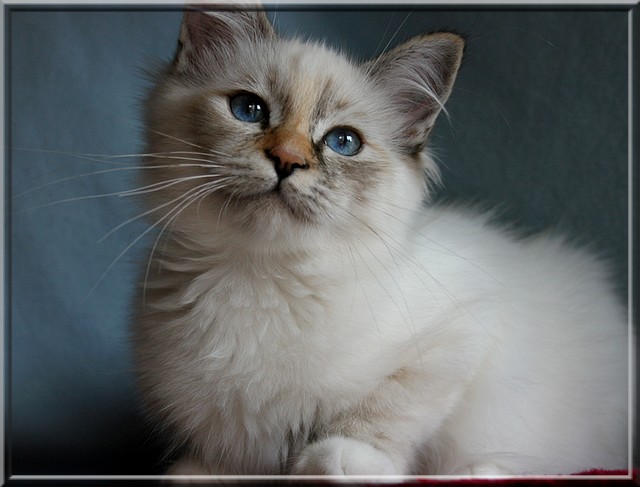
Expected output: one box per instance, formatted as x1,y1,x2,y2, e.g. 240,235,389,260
7,5,630,476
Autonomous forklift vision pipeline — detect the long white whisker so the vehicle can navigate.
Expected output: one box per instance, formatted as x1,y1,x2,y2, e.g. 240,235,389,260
11,151,232,199
217,187,243,227
343,203,499,343
150,129,232,158
372,11,396,57
150,129,208,151
14,172,224,214
99,176,233,242
99,150,229,160
13,146,224,161
13,167,144,199
368,201,503,284
118,174,226,198
381,12,412,55
165,180,231,241
12,147,140,167
13,163,222,199
145,154,225,166
342,239,386,346
142,180,232,304
364,12,413,78
87,179,231,302
85,217,158,301
340,209,417,330
16,188,140,212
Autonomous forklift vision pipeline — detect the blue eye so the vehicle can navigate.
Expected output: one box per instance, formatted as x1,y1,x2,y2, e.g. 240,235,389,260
324,127,362,156
229,93,268,123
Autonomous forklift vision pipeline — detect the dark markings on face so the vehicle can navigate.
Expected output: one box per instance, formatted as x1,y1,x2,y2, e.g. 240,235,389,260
311,139,326,167
266,66,294,126
310,77,337,128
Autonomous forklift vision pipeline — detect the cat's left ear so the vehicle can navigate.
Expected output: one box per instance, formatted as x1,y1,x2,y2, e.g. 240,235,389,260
173,7,276,75
366,33,464,152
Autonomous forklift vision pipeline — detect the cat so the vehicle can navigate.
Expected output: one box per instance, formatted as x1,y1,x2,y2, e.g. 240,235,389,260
132,8,629,478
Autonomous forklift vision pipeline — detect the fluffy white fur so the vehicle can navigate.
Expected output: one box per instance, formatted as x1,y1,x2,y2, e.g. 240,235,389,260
133,10,628,478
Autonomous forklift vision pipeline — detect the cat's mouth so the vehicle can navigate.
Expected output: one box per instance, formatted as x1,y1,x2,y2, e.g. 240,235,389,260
267,182,318,223
206,163,326,225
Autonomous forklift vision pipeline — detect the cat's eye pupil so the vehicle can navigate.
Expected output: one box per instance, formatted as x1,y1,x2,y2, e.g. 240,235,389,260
230,93,268,124
324,127,362,156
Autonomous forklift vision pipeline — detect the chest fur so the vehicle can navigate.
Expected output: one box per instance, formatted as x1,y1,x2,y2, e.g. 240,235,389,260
181,263,376,394
142,261,346,395
137,247,433,472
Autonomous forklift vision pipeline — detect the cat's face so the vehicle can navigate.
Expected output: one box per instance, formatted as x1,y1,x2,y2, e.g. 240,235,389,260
144,10,463,250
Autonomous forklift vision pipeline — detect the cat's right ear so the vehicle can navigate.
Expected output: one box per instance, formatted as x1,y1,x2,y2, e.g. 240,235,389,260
172,8,276,75
365,32,464,153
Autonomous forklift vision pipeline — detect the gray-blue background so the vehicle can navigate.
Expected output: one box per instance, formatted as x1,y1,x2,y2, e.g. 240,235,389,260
7,6,630,475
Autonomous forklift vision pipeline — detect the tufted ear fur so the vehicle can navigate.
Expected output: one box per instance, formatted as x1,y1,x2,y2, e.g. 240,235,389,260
365,32,464,154
173,8,276,76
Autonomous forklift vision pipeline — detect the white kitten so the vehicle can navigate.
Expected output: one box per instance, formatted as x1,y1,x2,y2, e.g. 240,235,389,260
133,9,628,477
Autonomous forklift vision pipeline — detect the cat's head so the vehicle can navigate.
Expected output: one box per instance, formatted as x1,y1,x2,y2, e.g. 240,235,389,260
144,9,463,252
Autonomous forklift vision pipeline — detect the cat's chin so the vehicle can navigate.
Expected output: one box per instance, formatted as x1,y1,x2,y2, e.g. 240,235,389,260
210,189,330,252
219,184,325,228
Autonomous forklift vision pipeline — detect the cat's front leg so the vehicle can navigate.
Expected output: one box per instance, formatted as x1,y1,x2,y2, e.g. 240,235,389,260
292,362,471,476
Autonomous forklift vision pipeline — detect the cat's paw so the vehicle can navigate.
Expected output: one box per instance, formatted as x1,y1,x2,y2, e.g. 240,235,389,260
162,456,221,484
292,436,397,476
452,462,512,476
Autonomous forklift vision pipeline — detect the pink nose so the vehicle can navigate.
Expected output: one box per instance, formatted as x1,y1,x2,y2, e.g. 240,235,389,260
266,146,308,180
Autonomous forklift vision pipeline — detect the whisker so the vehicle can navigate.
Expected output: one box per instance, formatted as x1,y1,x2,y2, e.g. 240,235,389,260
339,208,417,328
16,188,141,212
99,175,233,242
13,146,218,160
342,239,386,347
13,163,222,200
13,166,144,199
368,200,504,284
371,11,396,57
118,174,226,198
217,186,243,227
142,180,232,303
99,150,228,160
344,232,429,369
85,217,157,301
12,147,141,167
87,179,231,302
364,12,413,77
149,129,232,158
382,12,412,55
11,149,232,192
342,203,499,343
150,129,207,150
14,172,224,214
143,154,225,166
